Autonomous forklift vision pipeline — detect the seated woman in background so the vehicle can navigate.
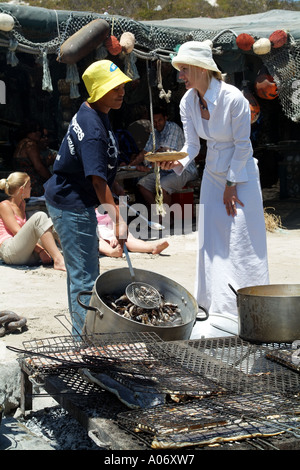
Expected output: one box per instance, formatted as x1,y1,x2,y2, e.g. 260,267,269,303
96,209,169,258
13,120,54,196
0,172,65,271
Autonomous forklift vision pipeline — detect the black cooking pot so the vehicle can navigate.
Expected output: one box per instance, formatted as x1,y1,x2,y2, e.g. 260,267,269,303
78,268,208,341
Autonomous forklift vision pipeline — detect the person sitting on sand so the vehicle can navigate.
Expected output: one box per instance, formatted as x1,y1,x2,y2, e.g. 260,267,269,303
96,209,169,258
0,172,66,271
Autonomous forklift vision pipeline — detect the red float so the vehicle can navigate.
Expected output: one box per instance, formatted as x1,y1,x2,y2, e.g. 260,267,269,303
105,36,122,56
269,30,288,48
236,33,255,51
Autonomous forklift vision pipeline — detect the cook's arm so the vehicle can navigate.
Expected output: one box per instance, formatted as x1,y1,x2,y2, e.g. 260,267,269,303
92,175,128,247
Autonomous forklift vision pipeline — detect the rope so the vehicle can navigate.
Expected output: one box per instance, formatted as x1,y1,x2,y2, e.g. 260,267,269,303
157,59,171,103
54,9,61,42
124,52,140,80
41,49,53,92
146,60,166,217
147,60,155,152
6,38,19,66
66,63,80,99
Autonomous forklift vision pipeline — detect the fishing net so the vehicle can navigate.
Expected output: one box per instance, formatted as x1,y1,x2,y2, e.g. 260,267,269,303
262,42,300,122
1,7,300,121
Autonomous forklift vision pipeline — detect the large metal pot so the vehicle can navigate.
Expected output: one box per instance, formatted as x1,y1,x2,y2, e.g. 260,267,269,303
78,268,208,341
230,284,300,343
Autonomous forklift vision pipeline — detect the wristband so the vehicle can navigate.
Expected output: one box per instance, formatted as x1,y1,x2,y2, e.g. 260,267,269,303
226,180,236,187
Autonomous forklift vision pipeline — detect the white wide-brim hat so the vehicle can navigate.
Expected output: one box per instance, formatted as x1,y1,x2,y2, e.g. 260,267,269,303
172,40,221,73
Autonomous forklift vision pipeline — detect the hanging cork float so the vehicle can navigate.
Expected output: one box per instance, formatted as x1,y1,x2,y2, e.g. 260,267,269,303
57,19,110,64
0,13,14,31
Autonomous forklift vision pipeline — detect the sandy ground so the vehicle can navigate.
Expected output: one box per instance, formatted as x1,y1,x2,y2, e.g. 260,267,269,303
0,193,299,354
0,190,299,450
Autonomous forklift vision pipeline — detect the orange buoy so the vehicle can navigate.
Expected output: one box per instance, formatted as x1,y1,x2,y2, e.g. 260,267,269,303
242,81,260,124
255,72,278,100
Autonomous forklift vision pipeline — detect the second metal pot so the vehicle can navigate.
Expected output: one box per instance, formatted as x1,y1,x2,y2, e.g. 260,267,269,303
230,284,300,343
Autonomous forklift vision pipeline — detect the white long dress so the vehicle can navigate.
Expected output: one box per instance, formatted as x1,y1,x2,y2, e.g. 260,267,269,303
195,159,269,317
175,78,269,319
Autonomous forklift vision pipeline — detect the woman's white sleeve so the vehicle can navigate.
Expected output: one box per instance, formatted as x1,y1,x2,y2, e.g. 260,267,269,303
226,94,252,183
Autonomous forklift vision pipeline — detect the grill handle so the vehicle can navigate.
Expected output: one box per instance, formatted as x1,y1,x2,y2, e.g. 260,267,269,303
77,290,103,319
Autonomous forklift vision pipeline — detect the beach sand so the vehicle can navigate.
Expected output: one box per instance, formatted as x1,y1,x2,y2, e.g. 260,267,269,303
0,193,299,352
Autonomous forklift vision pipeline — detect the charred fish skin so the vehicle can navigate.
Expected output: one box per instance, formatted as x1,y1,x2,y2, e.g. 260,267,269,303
80,368,166,409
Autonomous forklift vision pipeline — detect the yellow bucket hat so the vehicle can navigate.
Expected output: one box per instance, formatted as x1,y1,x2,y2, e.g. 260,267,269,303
82,60,132,103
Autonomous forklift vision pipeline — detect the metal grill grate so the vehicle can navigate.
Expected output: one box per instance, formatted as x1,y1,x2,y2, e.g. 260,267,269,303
163,336,300,395
20,334,300,396
20,332,165,373
115,337,300,449
20,332,226,396
18,332,300,450
118,391,300,449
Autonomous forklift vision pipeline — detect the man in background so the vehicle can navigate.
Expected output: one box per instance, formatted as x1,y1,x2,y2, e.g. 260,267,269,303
130,106,198,207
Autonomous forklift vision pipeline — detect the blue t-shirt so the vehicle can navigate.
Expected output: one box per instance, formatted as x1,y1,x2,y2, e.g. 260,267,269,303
44,102,118,209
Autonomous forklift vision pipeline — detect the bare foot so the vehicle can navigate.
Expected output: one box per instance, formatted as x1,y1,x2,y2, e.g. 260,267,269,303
110,246,123,258
53,255,66,271
54,261,66,271
151,240,169,255
100,246,123,258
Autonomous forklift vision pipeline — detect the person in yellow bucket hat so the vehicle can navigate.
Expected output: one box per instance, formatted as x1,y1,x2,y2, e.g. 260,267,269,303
83,60,131,103
44,60,131,334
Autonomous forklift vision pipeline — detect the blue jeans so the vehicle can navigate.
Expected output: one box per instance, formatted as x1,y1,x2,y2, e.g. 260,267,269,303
46,202,99,335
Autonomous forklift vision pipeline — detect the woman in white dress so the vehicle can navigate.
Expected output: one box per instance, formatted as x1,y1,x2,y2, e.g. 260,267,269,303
160,41,269,324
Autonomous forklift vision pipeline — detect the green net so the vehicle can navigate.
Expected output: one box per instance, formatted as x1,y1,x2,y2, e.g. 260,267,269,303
1,6,300,121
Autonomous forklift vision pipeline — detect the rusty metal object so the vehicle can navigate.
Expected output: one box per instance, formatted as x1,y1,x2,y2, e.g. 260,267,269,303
0,310,27,336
